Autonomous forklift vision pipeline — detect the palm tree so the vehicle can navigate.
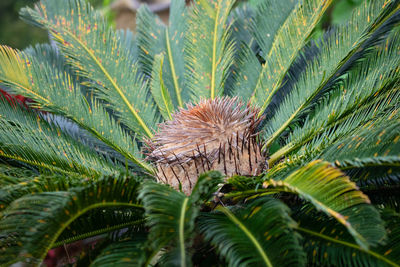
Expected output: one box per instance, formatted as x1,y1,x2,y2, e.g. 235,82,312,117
0,0,399,265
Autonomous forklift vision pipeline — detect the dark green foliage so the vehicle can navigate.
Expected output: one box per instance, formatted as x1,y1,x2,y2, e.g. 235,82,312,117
198,197,306,266
139,171,223,266
0,175,143,265
0,0,399,266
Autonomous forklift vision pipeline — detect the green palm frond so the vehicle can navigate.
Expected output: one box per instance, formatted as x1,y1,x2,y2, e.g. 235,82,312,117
321,114,400,192
150,54,174,120
0,95,120,177
322,119,400,169
139,171,223,266
269,29,400,164
227,43,261,98
198,197,306,267
251,0,332,113
1,170,145,247
228,3,255,48
263,160,385,249
90,235,148,266
186,0,236,100
0,44,152,172
295,208,400,267
136,5,166,78
224,4,258,97
54,207,145,248
165,0,189,106
228,0,298,99
0,170,80,212
0,164,38,187
0,175,142,266
20,0,158,137
263,0,400,150
137,0,189,108
0,0,399,265
250,0,298,58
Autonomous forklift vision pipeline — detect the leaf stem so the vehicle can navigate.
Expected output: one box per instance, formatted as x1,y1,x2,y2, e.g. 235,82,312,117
210,2,221,99
218,206,273,267
52,219,145,248
41,202,143,261
165,28,183,108
180,197,189,267
296,226,400,267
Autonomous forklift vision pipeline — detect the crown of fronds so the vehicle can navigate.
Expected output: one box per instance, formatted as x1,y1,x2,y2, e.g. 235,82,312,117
0,0,399,266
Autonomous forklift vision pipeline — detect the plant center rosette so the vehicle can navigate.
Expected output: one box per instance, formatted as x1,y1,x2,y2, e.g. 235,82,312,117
146,97,266,195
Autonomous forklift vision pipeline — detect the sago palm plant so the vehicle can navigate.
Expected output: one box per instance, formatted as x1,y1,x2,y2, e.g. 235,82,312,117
0,0,399,265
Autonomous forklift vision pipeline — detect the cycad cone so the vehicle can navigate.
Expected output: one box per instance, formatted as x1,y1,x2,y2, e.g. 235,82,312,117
147,97,266,195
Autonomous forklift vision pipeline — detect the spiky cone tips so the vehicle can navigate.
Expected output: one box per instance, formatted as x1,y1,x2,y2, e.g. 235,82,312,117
146,97,266,195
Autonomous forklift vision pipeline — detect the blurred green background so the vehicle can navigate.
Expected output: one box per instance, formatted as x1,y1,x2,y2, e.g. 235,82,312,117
0,0,363,50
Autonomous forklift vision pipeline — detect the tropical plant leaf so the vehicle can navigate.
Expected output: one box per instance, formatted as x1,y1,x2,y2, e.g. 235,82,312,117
0,44,153,172
320,112,400,195
263,0,400,149
0,164,38,187
150,54,174,120
55,207,145,248
136,4,166,78
295,208,400,267
269,28,400,164
224,3,258,97
137,0,189,108
263,160,386,249
163,0,189,107
227,43,262,99
198,197,306,267
251,0,332,112
0,171,145,246
185,0,236,100
0,175,143,266
0,95,120,177
139,171,223,266
90,235,148,267
21,0,158,137
251,0,298,58
0,171,81,212
322,119,400,170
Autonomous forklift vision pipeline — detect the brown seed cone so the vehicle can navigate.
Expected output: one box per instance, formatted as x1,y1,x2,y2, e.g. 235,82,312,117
145,97,266,195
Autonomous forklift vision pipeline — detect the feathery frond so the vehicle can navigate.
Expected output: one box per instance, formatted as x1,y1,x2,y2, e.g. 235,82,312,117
263,0,400,150
295,208,400,267
0,44,153,172
139,171,223,266
0,95,120,176
0,0,399,265
186,0,236,100
90,235,148,267
269,28,400,164
251,0,332,113
0,175,142,266
263,160,386,249
150,54,174,120
198,197,306,267
21,0,159,137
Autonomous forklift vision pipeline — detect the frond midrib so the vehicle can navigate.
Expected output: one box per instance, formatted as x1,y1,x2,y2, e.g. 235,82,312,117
264,2,400,151
40,201,144,261
210,3,221,99
52,218,145,248
296,226,400,267
252,0,333,116
165,28,183,107
58,28,154,138
218,206,273,267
